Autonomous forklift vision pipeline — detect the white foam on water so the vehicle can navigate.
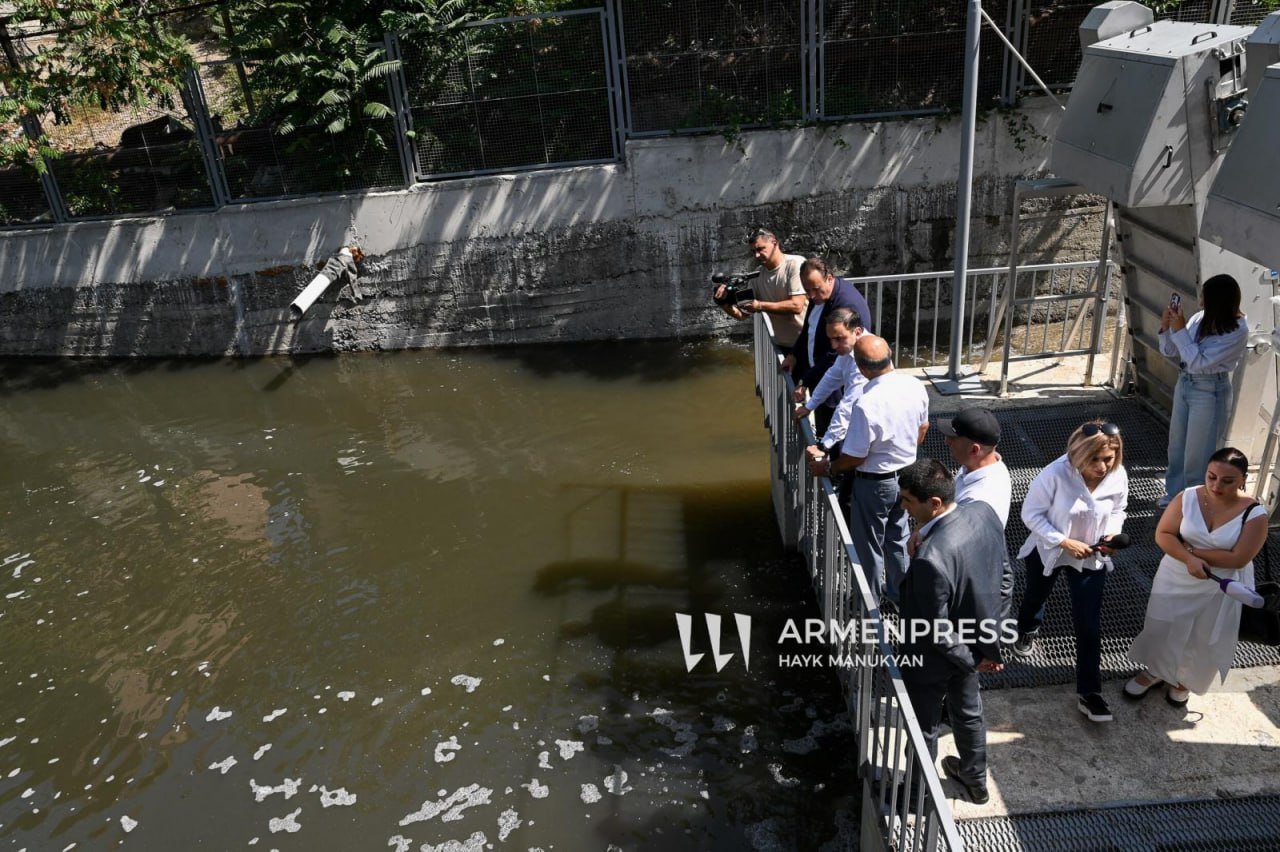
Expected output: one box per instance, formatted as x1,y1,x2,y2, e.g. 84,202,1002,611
317,786,356,808
536,751,552,770
712,716,736,733
12,559,34,579
521,779,549,799
781,736,817,755
268,807,302,833
20,788,34,799
371,697,383,707
576,715,598,734
248,837,258,845
398,784,493,826
206,707,233,722
597,735,613,745
745,817,786,852
767,763,800,788
120,815,137,833
337,691,355,702
250,778,300,802
579,783,601,804
554,740,583,761
493,638,505,646
420,688,432,696
386,836,412,852
0,737,15,748
740,725,758,754
497,808,521,841
603,767,631,796
210,756,238,774
434,736,461,764
649,707,697,758
253,744,272,761
449,675,481,693
421,831,487,852
262,709,287,722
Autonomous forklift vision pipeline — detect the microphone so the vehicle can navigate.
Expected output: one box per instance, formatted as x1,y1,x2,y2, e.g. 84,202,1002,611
1095,533,1130,550
1204,569,1266,608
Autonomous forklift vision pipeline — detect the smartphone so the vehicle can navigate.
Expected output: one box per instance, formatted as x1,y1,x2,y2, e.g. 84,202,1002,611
1169,292,1181,311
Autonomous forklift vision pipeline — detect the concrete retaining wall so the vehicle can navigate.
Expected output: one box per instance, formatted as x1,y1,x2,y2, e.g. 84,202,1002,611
0,99,1103,357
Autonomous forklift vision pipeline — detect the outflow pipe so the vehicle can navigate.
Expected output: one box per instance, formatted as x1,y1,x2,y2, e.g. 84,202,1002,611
290,246,363,321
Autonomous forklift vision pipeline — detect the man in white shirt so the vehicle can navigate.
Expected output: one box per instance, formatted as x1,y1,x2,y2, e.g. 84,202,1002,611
938,407,1014,621
808,335,929,602
791,307,867,453
715,229,806,350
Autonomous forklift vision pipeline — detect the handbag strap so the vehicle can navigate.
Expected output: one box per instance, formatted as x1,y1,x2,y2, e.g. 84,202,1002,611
1236,502,1268,580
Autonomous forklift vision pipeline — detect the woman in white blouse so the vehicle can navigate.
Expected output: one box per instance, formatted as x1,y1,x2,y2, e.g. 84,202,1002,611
1011,422,1129,724
1159,274,1249,506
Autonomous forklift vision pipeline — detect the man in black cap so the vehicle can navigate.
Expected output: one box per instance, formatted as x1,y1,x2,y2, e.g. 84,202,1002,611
935,407,1014,621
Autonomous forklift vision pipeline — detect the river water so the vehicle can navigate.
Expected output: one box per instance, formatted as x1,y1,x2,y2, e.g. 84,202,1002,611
0,341,857,851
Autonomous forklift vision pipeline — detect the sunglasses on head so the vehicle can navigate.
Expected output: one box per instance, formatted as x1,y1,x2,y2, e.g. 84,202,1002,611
1080,422,1120,437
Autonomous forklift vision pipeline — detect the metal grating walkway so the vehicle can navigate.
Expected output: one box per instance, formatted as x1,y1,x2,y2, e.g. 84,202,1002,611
957,793,1280,851
910,399,1280,692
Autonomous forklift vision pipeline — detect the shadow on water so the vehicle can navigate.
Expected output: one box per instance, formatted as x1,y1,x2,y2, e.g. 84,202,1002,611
529,479,860,850
488,338,753,383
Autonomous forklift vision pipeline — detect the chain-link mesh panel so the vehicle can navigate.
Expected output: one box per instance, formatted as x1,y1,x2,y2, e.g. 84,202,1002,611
1230,0,1278,25
821,0,1005,118
197,58,403,201
1019,0,1219,94
621,0,803,133
39,93,214,219
402,13,614,177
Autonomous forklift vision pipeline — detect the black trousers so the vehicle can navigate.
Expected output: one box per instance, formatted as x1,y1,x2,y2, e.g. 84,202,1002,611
902,658,988,783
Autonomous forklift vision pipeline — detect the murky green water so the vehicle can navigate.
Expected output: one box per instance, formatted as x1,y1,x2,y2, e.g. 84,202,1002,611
0,341,856,851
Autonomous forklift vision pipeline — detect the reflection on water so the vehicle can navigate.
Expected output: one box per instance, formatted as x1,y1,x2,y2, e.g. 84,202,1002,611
0,341,856,850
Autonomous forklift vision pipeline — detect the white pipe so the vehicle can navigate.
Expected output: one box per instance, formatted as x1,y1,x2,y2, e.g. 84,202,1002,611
290,247,355,321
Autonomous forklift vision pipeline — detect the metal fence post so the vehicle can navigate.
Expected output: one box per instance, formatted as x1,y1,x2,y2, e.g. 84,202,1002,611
183,67,231,208
948,0,982,381
384,33,420,187
601,0,629,160
803,0,820,121
606,0,633,143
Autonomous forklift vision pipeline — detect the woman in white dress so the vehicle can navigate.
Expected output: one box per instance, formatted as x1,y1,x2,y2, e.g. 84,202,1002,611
1126,448,1269,707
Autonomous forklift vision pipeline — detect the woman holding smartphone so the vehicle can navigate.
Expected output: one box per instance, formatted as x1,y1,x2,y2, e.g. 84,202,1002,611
1159,274,1249,506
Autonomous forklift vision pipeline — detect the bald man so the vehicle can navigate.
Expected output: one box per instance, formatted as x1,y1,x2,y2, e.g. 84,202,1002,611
809,335,929,603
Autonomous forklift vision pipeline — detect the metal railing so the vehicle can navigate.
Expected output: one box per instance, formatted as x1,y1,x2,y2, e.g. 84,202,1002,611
754,311,964,851
847,259,1117,378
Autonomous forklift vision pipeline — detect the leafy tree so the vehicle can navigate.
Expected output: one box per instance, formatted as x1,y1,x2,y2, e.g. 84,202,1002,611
0,0,194,171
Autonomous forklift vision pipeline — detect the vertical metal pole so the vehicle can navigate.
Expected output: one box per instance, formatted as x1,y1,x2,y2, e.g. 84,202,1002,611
948,0,981,380
384,33,419,186
183,67,230,208
1084,201,1115,386
601,1,627,160
998,182,1023,396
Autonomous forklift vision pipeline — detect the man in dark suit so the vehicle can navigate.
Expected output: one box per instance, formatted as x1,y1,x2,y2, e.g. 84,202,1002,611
896,459,1006,805
786,257,873,437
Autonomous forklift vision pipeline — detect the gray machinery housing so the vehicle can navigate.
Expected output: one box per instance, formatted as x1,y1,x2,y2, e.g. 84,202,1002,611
1051,2,1275,462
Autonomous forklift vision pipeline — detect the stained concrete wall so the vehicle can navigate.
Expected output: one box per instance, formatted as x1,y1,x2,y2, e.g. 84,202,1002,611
0,98,1102,357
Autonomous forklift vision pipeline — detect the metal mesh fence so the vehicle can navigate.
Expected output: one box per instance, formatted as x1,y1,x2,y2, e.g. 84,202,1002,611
400,12,615,178
196,58,404,201
0,55,52,227
39,95,214,219
1017,0,1220,94
820,0,1006,118
620,0,803,133
1229,0,1279,25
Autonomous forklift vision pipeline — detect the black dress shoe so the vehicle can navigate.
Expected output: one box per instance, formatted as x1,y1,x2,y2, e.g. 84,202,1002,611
942,756,989,805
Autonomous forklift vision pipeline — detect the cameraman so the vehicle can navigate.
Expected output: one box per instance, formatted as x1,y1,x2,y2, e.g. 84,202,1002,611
787,257,873,437
715,229,806,351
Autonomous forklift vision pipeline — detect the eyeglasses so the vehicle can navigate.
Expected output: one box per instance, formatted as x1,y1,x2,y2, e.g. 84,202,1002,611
1080,422,1120,437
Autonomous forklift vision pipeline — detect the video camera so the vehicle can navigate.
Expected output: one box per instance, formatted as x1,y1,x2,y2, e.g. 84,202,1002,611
711,269,761,306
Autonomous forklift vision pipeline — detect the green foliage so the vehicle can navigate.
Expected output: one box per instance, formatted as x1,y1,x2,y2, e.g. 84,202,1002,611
0,0,194,172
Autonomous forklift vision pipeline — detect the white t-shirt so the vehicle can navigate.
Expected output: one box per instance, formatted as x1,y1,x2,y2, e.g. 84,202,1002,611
954,456,1012,527
755,254,805,347
843,371,930,473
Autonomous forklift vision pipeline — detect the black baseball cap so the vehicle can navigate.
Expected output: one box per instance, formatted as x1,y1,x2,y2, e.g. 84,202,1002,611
938,408,1001,446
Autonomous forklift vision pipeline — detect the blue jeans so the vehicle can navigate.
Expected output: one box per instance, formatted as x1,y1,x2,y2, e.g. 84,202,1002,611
1016,550,1106,696
1165,372,1231,499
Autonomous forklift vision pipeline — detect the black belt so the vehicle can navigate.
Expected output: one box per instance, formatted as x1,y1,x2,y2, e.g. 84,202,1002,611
854,469,898,480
